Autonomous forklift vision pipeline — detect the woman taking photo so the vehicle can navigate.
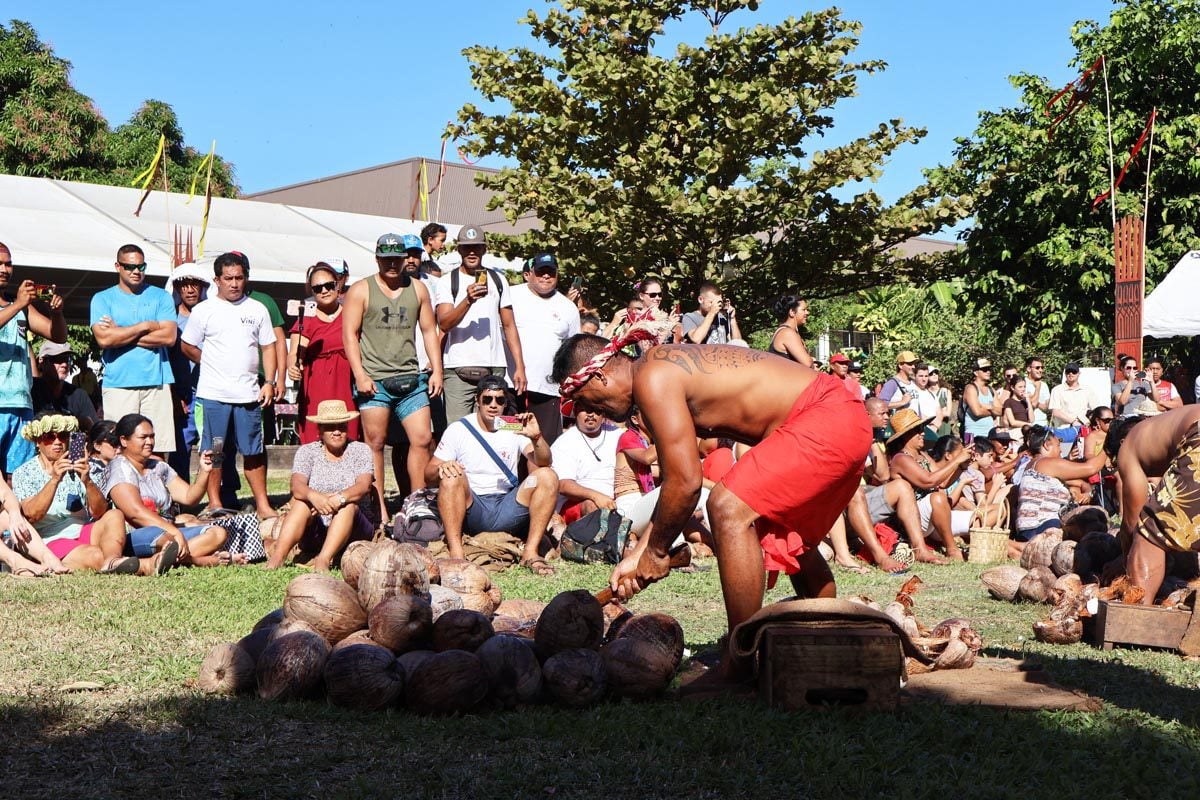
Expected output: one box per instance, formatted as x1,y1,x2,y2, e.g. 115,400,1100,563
105,414,233,569
768,294,815,367
266,400,374,571
288,263,359,444
11,414,146,575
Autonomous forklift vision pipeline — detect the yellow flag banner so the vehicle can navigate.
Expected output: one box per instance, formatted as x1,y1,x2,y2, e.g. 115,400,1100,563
420,158,430,220
197,141,216,257
187,140,215,204
132,134,166,217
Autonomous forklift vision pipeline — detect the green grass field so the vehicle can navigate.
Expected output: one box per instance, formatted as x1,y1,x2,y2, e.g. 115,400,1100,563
1,558,1198,799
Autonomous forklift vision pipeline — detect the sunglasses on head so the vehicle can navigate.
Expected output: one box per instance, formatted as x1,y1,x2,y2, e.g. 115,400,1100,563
119,262,147,272
377,243,405,255
478,394,506,406
310,280,337,294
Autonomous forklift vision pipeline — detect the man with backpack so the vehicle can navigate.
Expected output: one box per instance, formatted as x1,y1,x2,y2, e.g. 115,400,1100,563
435,224,527,424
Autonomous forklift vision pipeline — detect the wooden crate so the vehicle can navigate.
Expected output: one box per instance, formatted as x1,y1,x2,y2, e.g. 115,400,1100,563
757,624,903,711
1091,600,1196,652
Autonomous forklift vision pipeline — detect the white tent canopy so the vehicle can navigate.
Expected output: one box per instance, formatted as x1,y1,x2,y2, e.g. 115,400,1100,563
1143,250,1200,338
0,174,521,320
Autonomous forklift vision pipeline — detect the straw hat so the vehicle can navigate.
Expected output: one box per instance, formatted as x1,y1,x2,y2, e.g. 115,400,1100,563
887,408,934,445
306,400,360,424
1133,397,1161,417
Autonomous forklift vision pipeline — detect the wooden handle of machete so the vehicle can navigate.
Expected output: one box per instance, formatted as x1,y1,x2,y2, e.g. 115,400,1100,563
593,545,693,606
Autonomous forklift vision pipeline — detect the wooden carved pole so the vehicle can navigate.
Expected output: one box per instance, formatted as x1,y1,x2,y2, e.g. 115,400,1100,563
1113,215,1144,371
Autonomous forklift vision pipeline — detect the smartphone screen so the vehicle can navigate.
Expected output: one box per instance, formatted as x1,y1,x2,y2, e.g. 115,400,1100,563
210,436,225,468
571,276,583,291
474,270,488,286
68,431,86,462
33,284,54,301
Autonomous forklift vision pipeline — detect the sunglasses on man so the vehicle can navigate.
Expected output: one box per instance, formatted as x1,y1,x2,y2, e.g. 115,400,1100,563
478,394,507,407
119,262,147,272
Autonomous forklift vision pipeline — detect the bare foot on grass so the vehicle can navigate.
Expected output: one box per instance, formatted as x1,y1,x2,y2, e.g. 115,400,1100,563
913,548,948,565
834,555,870,574
877,555,910,574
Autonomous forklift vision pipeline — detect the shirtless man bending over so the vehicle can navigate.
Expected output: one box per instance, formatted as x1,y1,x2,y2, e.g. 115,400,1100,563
551,323,872,687
1105,406,1200,602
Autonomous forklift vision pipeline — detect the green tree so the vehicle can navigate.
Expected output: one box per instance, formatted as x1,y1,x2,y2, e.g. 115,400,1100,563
452,0,969,322
931,0,1200,349
0,20,238,195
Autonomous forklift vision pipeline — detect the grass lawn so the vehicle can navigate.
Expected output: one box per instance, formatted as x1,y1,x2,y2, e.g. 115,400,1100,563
1,557,1198,799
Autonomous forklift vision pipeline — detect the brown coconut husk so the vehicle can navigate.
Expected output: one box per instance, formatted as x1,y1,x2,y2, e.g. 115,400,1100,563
1061,506,1110,541
324,644,405,711
437,558,491,595
432,609,494,652
368,595,433,654
339,540,373,591
1076,531,1122,583
457,584,503,617
357,540,430,613
1050,540,1078,577
253,608,285,632
542,648,608,708
284,573,368,645
1020,530,1063,570
491,615,537,639
1051,573,1083,604
237,626,276,665
404,649,489,715
396,649,436,679
331,629,388,654
495,599,547,624
981,565,1027,602
197,642,256,695
614,613,684,670
256,630,330,702
535,590,604,661
602,638,676,699
1018,566,1057,603
428,585,464,620
269,617,320,642
477,634,543,708
417,546,440,584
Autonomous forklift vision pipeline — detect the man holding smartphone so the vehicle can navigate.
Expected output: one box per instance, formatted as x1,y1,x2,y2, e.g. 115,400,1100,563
435,224,527,424
505,252,580,444
0,241,67,476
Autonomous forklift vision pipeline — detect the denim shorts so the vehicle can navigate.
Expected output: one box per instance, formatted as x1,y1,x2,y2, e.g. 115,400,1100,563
357,373,429,422
0,407,34,474
465,486,529,536
198,399,264,457
126,524,222,557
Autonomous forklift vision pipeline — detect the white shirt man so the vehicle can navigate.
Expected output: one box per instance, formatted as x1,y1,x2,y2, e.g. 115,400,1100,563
1049,363,1090,429
506,252,580,444
1024,358,1052,426
551,409,619,522
908,363,943,431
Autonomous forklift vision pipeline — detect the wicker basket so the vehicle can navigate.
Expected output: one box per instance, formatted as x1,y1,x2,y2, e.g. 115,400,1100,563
967,497,1011,565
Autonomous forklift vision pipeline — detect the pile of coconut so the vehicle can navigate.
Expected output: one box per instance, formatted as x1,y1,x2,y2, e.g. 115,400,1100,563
981,526,1196,645
847,576,983,672
195,540,684,711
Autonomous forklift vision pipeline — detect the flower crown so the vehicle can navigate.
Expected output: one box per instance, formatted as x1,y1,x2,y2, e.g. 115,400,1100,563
21,414,79,442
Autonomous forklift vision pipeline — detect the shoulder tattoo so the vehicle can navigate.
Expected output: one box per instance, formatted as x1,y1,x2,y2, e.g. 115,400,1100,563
647,345,765,375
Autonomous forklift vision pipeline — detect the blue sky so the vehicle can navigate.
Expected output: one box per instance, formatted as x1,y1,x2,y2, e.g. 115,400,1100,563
8,0,1113,203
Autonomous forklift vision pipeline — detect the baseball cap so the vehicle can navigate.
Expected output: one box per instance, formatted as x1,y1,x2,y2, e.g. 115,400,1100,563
849,360,864,372
1064,361,1081,373
323,257,350,275
973,357,993,370
376,233,404,257
401,234,424,253
525,252,558,273
896,350,918,365
38,341,72,360
829,353,850,365
457,224,486,247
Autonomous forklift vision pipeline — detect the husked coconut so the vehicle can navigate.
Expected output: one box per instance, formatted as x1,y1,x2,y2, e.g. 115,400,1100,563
331,630,388,654
284,573,368,645
614,613,685,670
432,609,494,652
1051,573,1083,603
1050,541,1078,577
1033,618,1083,644
357,540,430,612
416,546,439,584
339,540,373,591
270,617,320,642
491,615,537,639
1076,531,1121,583
404,649,488,714
256,631,330,702
1020,530,1063,570
602,638,676,699
981,566,1027,602
396,649,436,679
324,644,405,710
428,585,464,620
535,590,604,660
1061,506,1109,541
368,595,433,653
477,634,543,708
542,648,607,708
602,604,633,640
237,626,276,664
197,642,255,694
1018,565,1056,603
933,637,976,670
253,608,285,631
437,558,491,595
495,598,547,624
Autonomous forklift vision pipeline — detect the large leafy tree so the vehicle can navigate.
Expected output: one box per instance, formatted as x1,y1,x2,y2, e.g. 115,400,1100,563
452,0,969,319
930,0,1200,349
0,20,238,195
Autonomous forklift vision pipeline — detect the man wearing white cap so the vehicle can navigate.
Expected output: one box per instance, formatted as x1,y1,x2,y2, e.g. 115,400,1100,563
168,263,210,478
30,342,97,430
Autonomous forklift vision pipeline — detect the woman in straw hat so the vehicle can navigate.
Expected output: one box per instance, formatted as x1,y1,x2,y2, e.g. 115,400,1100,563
266,400,374,571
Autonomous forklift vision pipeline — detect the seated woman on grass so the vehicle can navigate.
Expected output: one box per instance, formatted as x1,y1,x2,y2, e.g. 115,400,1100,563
265,400,374,572
10,413,151,575
0,440,68,577
1013,425,1107,557
105,413,234,569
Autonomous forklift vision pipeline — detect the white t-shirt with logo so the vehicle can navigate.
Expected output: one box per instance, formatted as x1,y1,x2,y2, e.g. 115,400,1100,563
436,268,514,369
909,388,941,421
506,283,580,396
550,422,619,501
182,295,277,403
433,415,531,496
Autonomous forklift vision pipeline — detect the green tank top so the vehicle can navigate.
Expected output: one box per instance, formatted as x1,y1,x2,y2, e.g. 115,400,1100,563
359,276,420,380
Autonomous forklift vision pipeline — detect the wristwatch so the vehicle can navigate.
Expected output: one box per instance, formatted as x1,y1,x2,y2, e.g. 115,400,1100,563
265,379,277,385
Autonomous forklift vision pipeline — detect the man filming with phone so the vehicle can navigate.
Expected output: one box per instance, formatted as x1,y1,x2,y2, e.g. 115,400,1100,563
0,241,67,476
681,281,741,345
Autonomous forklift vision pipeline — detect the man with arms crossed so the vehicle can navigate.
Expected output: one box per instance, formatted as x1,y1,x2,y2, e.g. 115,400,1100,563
552,325,871,690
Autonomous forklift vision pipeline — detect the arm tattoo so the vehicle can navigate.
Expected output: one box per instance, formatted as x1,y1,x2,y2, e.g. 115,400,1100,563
648,345,765,375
